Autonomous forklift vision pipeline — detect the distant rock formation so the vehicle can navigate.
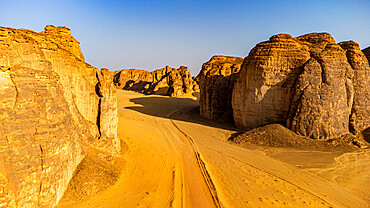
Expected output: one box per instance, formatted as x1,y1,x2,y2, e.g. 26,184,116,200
362,46,370,63
0,25,119,207
232,33,370,139
197,56,243,121
113,65,199,97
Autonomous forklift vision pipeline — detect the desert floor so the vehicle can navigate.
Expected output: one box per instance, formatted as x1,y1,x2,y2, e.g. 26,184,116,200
57,90,369,208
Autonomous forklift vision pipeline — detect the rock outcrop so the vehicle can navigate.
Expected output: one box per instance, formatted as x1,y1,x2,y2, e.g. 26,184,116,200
114,65,199,97
96,68,120,154
0,26,118,207
339,42,370,134
232,33,370,139
197,56,243,121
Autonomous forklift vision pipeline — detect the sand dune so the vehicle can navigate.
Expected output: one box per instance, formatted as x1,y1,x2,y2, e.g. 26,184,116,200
57,90,369,208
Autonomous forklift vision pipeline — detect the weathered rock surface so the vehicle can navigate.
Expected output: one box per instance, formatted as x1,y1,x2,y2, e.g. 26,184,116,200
96,68,120,154
232,33,370,139
0,26,118,207
197,56,243,121
339,42,370,134
114,65,199,97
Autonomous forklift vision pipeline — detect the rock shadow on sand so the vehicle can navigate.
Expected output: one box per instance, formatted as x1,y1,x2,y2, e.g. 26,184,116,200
124,95,239,131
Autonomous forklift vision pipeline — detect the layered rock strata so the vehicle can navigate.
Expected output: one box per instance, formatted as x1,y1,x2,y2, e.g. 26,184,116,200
114,65,199,97
0,25,118,207
232,33,370,139
197,56,243,121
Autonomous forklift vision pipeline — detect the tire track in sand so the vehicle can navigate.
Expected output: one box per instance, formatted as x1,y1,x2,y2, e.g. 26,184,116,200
168,107,368,208
168,111,221,208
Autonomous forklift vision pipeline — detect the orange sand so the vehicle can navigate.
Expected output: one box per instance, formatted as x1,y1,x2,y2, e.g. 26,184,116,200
57,90,369,208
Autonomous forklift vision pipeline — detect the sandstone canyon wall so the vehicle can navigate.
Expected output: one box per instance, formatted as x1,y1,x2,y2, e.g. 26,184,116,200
197,56,243,121
0,25,118,207
113,65,199,97
232,33,370,139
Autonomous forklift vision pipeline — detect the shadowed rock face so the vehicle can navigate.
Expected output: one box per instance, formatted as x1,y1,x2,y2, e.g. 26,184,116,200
0,26,118,207
113,66,199,97
232,33,370,139
362,46,370,63
197,56,243,121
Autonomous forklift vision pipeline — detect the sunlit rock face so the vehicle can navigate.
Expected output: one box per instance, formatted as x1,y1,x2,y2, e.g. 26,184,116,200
96,68,120,154
232,33,370,139
0,26,118,207
197,56,243,121
113,65,199,97
340,42,370,134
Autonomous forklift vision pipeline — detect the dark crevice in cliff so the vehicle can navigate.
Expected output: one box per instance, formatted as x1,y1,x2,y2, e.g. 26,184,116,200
95,72,103,138
9,72,19,109
309,52,327,84
96,97,102,137
38,143,44,205
39,144,44,171
285,58,311,125
317,60,327,84
343,51,356,135
286,85,308,130
349,109,357,135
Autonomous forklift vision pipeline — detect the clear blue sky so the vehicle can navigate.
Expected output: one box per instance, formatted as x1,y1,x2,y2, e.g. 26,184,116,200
0,0,369,75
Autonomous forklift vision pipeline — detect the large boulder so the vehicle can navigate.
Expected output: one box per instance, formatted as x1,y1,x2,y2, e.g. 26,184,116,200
232,33,370,139
197,56,243,121
113,65,198,97
0,26,118,207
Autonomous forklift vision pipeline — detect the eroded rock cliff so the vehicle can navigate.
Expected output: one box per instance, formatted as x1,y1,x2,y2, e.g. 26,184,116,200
114,65,199,97
232,33,370,139
96,68,120,154
197,56,243,121
0,26,118,207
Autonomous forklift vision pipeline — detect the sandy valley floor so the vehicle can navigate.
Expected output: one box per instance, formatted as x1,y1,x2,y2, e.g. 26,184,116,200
57,90,369,208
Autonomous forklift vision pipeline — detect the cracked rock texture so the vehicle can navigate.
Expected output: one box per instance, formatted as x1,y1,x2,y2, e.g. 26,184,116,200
197,56,243,121
340,42,370,134
232,33,370,139
114,65,199,97
96,68,120,154
0,25,118,207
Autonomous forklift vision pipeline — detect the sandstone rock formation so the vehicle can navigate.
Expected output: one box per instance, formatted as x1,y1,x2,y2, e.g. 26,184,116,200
96,68,120,154
0,25,118,207
232,33,370,139
362,46,370,63
339,41,370,134
197,56,243,121
114,65,199,97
